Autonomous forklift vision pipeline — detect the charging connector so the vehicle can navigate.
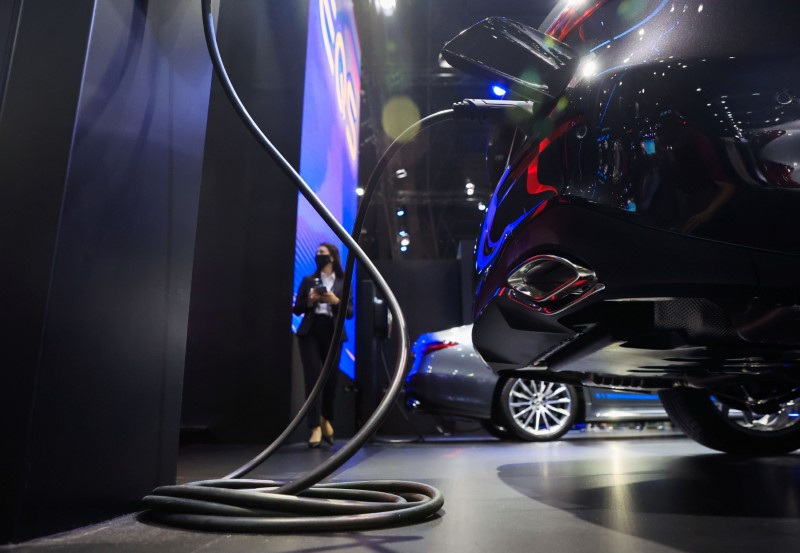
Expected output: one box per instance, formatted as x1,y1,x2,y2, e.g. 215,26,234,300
452,98,535,124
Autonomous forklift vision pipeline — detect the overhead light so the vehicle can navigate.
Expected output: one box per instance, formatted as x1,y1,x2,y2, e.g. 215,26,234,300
400,246,408,252
398,230,408,237
465,180,476,197
400,237,410,247
395,168,407,179
478,202,487,211
396,207,406,217
355,187,365,196
377,0,396,16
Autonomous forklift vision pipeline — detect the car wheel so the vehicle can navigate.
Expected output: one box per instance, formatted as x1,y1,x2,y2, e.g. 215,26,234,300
498,378,580,442
659,387,800,454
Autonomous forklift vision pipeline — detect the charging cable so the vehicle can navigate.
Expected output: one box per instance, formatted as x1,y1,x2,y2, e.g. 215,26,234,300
141,0,533,532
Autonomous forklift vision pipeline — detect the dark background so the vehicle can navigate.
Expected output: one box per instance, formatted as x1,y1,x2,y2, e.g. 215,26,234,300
355,0,558,261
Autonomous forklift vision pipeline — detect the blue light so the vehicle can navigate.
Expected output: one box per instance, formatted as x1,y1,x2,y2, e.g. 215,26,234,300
396,209,405,217
594,392,660,401
590,39,611,53
491,85,507,98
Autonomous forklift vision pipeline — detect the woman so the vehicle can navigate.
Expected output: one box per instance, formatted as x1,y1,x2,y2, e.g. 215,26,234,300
293,243,353,447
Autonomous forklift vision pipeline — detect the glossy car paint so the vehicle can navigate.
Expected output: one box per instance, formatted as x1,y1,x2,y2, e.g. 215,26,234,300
476,0,800,275
446,1,800,407
406,325,666,423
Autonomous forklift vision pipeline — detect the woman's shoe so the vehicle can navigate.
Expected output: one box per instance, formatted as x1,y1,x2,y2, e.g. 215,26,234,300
322,433,334,446
308,427,322,448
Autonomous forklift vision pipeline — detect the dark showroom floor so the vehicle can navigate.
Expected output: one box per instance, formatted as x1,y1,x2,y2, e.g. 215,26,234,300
5,430,800,553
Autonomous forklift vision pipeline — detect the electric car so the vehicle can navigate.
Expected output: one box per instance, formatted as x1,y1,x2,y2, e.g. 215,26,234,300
442,1,800,453
406,324,668,441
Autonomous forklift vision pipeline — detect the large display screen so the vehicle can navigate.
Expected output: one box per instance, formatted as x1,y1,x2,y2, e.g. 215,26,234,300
293,0,361,379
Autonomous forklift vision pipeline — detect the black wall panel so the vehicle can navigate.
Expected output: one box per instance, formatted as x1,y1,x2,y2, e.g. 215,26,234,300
356,260,464,433
377,260,464,340
0,0,21,109
181,1,307,443
0,1,98,542
0,0,213,542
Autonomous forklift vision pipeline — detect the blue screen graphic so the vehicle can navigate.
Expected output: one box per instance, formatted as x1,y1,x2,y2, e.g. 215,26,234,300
294,0,361,379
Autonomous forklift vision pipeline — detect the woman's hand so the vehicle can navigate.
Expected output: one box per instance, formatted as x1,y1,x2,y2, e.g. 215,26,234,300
308,288,320,306
320,291,340,305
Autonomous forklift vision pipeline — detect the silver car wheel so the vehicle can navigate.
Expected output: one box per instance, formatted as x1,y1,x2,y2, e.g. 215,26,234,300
507,379,574,437
660,387,800,454
713,398,800,433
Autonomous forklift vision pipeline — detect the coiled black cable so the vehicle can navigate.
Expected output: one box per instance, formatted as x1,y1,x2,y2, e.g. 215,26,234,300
140,0,452,532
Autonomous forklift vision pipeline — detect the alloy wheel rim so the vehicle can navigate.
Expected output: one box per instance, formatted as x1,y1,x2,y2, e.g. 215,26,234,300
713,398,800,433
508,379,573,436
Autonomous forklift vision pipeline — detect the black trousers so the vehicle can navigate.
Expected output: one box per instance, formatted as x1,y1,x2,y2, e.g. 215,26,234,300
297,315,340,429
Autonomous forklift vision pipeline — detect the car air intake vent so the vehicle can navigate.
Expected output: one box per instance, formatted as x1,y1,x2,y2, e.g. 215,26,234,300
654,298,738,342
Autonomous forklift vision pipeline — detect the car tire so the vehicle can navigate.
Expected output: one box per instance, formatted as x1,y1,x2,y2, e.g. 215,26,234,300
498,378,580,442
659,387,800,454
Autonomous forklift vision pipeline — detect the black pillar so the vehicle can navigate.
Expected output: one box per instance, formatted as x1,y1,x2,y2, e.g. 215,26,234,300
0,0,213,543
181,0,307,443
457,239,477,324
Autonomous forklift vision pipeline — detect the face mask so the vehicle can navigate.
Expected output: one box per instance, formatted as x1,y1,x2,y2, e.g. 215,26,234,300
315,254,332,270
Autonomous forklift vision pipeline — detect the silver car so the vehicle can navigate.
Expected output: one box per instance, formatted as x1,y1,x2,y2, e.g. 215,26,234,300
405,325,668,441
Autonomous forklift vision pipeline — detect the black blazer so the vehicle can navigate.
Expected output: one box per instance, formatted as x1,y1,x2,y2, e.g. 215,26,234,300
293,275,353,340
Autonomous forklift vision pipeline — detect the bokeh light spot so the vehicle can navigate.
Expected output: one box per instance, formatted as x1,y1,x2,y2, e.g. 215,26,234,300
382,96,421,141
519,68,542,88
617,0,648,22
